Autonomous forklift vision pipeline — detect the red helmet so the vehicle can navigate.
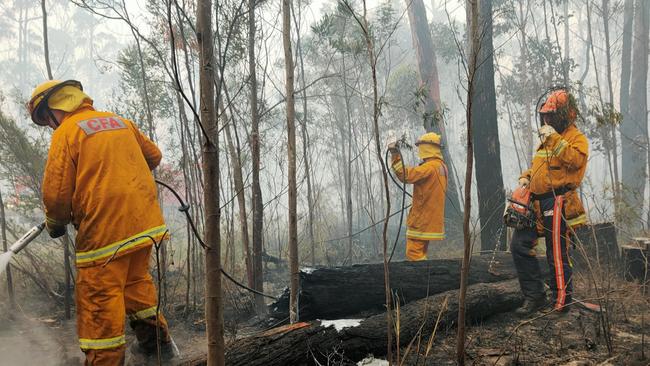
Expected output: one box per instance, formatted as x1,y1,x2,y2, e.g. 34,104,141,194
538,89,577,122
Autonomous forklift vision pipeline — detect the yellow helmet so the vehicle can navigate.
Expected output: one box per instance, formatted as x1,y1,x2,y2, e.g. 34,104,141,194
415,132,442,160
27,80,90,126
415,132,442,146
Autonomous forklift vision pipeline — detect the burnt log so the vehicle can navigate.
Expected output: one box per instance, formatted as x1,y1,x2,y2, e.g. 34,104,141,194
573,223,619,270
269,253,542,320
175,280,523,366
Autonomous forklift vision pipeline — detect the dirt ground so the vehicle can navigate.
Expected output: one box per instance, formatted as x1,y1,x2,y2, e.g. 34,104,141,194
0,312,206,365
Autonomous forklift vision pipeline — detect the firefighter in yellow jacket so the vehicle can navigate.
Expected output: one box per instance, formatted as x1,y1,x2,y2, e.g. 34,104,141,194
511,88,589,315
27,80,175,365
389,133,447,261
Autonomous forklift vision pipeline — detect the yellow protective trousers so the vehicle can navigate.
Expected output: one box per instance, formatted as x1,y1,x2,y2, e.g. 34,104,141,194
406,238,429,261
76,246,170,366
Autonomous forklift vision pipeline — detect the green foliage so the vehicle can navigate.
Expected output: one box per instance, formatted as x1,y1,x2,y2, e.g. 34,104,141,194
430,21,461,64
591,103,622,128
111,43,174,135
0,110,47,211
526,37,576,86
310,2,369,57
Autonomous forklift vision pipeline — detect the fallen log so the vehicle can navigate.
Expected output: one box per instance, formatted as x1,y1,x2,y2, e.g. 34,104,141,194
176,279,523,366
269,253,542,320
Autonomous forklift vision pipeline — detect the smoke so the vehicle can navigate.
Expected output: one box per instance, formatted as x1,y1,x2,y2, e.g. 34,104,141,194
0,317,83,365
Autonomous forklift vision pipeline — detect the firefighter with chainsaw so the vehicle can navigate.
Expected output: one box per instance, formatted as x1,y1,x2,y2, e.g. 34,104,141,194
506,88,589,315
27,80,176,365
389,132,447,261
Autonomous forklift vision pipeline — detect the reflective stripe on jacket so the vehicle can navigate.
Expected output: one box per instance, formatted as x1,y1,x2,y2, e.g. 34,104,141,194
520,124,589,229
42,105,166,267
392,155,447,241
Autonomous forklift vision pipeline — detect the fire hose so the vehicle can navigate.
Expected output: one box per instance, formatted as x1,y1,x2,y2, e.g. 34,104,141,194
1,183,277,301
385,136,413,263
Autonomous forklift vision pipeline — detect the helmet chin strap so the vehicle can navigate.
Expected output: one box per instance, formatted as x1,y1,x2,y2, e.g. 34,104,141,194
46,109,60,129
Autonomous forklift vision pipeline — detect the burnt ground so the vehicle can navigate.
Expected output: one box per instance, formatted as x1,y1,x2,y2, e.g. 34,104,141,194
392,276,649,366
0,270,646,365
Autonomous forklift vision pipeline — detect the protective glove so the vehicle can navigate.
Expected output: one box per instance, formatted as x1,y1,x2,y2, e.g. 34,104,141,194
518,177,529,188
46,222,66,239
538,124,557,142
387,142,399,153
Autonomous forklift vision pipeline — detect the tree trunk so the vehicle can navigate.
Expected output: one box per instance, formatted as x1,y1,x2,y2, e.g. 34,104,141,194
41,0,53,79
223,111,253,288
621,0,649,235
0,190,14,308
196,0,224,363
282,0,299,324
518,1,533,164
180,280,523,366
293,2,316,266
268,252,539,321
358,0,394,361
248,0,266,315
405,0,463,225
619,0,634,226
470,0,505,253
458,1,479,363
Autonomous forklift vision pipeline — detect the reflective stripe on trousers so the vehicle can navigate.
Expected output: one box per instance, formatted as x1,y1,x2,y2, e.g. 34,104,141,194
552,196,567,308
79,335,126,350
76,225,168,265
406,229,445,241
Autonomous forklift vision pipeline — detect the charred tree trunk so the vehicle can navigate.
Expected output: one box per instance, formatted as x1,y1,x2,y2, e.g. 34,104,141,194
196,0,225,363
405,0,462,225
470,0,505,253
268,253,540,321
179,280,523,366
249,0,266,315
283,0,299,324
621,0,649,234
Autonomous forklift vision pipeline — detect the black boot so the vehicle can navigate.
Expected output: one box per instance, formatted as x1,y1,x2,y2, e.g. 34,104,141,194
125,339,179,366
514,296,547,316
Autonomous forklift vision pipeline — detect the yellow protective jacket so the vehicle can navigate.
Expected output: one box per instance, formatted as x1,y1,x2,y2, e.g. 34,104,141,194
391,155,447,241
520,124,589,229
42,105,167,267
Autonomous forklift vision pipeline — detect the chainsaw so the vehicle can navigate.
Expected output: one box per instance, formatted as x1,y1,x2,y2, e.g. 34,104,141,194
504,186,536,230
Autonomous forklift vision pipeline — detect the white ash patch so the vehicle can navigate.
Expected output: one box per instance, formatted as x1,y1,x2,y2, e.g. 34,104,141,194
320,319,363,331
357,356,389,366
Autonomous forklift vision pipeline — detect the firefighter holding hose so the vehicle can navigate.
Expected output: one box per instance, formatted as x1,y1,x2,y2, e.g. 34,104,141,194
388,132,448,261
509,88,589,315
27,80,176,365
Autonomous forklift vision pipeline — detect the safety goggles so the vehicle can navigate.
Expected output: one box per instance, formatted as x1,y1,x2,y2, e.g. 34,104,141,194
27,80,83,126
